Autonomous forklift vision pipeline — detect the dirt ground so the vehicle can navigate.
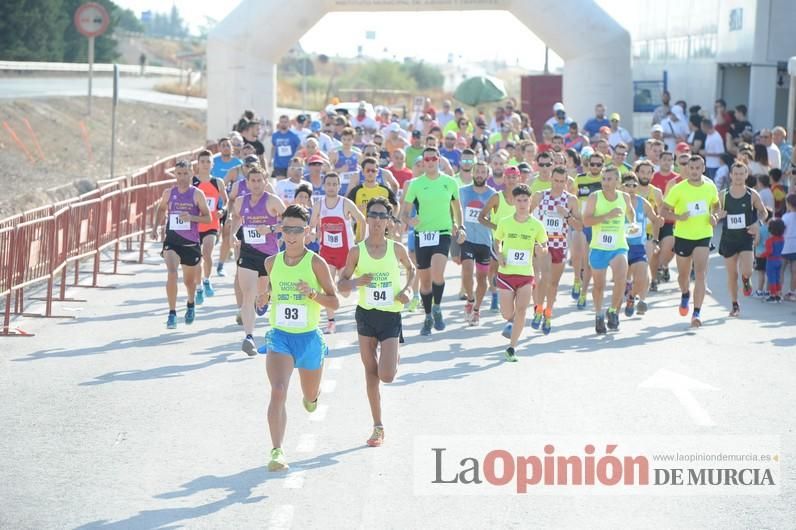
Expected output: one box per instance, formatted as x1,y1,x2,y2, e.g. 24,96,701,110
0,97,206,219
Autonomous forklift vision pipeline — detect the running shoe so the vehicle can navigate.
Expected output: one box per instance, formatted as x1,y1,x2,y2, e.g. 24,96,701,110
242,335,257,357
323,320,336,335
431,304,445,331
464,301,474,323
784,292,796,302
662,267,670,282
255,303,269,317
577,291,587,310
656,268,665,282
459,289,468,301
203,279,215,297
470,310,480,326
542,316,552,335
185,306,195,325
678,292,690,316
624,296,635,317
753,290,767,298
303,391,320,413
595,314,607,334
742,277,753,297
530,311,543,330
490,291,499,311
367,426,385,447
649,280,658,292
729,302,740,317
636,300,648,315
236,312,243,326
504,347,518,362
571,280,581,300
268,448,289,472
166,313,177,329
216,263,226,277
195,288,204,306
606,308,619,331
501,322,513,339
420,315,433,336
691,311,702,328
765,295,782,303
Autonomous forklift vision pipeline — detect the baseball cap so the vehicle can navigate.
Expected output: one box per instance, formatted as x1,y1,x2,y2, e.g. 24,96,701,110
651,124,663,133
599,126,611,135
386,122,401,133
324,104,336,115
454,107,464,114
297,114,307,123
445,131,457,139
675,142,690,153
610,112,621,121
411,130,422,138
504,166,521,177
358,101,367,110
310,120,322,132
517,162,532,173
243,154,259,165
553,102,565,112
307,154,325,165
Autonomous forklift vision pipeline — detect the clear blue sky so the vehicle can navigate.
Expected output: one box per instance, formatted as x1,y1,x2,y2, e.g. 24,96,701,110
115,0,634,70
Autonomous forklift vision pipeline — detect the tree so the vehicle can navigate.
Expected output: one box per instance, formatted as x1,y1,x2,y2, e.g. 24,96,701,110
401,59,444,90
116,7,144,33
340,61,416,92
0,0,66,61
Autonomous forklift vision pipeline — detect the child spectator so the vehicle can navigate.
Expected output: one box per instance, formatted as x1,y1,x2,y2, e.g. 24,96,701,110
769,168,787,217
753,208,773,297
782,195,796,300
761,218,785,302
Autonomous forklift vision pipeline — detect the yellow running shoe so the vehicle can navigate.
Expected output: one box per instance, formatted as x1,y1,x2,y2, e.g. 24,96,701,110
268,448,289,472
367,426,385,447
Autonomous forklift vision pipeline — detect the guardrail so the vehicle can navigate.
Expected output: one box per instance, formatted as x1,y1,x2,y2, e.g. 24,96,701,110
0,60,182,77
0,145,214,336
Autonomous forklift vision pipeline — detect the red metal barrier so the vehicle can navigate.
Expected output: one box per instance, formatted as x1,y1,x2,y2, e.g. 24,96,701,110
65,198,101,287
0,227,21,335
0,214,22,231
12,216,55,318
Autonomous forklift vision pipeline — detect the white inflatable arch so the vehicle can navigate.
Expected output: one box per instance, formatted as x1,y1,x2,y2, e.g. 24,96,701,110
207,0,631,139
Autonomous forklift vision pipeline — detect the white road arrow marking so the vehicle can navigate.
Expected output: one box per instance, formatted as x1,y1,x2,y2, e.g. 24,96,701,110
639,369,719,426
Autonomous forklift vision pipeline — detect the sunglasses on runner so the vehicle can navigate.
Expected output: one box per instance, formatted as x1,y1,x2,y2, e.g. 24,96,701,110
623,182,638,188
590,163,603,167
364,168,378,173
367,211,390,219
281,226,305,234
424,156,439,162
538,162,553,168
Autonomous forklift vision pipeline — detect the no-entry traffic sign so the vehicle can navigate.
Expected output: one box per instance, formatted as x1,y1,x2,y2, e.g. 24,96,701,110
74,2,110,38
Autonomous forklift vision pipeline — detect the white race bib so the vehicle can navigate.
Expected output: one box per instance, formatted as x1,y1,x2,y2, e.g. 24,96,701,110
543,214,562,233
206,197,216,210
169,213,190,231
599,232,617,249
506,248,530,266
277,145,292,157
243,225,266,244
418,231,440,248
340,171,358,186
367,285,392,307
687,200,708,217
276,304,307,328
727,213,746,230
324,231,343,248
465,207,481,223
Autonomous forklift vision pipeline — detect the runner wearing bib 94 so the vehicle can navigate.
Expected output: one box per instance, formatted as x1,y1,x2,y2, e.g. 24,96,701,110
151,160,212,329
583,166,636,334
530,166,581,334
493,184,548,362
229,165,286,356
660,155,720,328
716,162,768,317
338,197,416,448
401,147,465,336
260,204,339,472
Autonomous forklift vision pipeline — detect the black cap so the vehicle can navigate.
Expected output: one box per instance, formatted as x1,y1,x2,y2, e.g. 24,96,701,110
297,114,307,123
244,154,259,165
517,162,532,172
411,130,422,138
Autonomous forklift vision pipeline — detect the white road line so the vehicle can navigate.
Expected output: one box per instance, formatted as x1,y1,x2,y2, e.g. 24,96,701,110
321,379,337,393
308,404,329,422
639,369,719,426
295,434,317,453
268,505,295,529
283,470,306,489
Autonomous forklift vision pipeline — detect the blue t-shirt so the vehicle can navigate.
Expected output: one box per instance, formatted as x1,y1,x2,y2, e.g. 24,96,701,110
439,147,461,170
755,221,770,257
583,117,610,138
271,130,301,169
210,155,241,179
459,184,496,247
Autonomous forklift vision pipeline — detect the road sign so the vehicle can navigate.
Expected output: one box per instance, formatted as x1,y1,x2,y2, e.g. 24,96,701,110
74,2,110,38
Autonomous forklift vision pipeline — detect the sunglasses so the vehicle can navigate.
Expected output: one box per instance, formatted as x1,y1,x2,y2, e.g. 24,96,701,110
538,162,553,168
623,182,638,187
590,163,603,167
282,226,306,234
367,211,390,219
424,156,439,162
364,168,378,173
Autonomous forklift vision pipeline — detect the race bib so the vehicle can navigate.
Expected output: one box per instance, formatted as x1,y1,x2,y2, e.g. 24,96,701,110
465,207,481,223
324,231,343,248
727,213,746,230
625,222,642,238
419,231,440,248
277,145,292,157
169,213,190,231
543,214,562,233
367,285,392,307
687,200,708,217
599,232,617,249
206,197,216,210
340,171,358,186
243,225,266,244
276,304,307,328
506,248,530,266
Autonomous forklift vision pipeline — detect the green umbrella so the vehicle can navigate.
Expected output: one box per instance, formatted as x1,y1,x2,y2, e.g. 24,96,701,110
453,76,508,107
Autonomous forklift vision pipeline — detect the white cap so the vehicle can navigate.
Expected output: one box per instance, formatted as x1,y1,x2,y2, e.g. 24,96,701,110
651,124,664,133
553,102,565,112
358,100,368,110
386,122,401,133
324,104,336,115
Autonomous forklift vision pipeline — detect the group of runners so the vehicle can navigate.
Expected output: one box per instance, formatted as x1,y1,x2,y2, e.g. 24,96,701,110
150,101,795,472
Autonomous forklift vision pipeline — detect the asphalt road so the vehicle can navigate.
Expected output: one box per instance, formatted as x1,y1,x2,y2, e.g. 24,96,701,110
1,242,794,529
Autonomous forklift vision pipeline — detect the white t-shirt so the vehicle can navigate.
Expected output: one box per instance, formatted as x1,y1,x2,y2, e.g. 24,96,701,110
608,127,633,148
767,144,782,170
758,188,775,211
291,127,311,144
704,131,724,169
782,211,796,255
351,115,378,131
275,179,311,205
437,111,455,129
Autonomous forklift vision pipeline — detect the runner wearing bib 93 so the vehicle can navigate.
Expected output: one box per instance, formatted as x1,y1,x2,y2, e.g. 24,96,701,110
401,147,465,336
260,204,339,472
493,183,548,362
660,155,720,328
583,166,636,334
338,197,416,448
716,162,768,317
